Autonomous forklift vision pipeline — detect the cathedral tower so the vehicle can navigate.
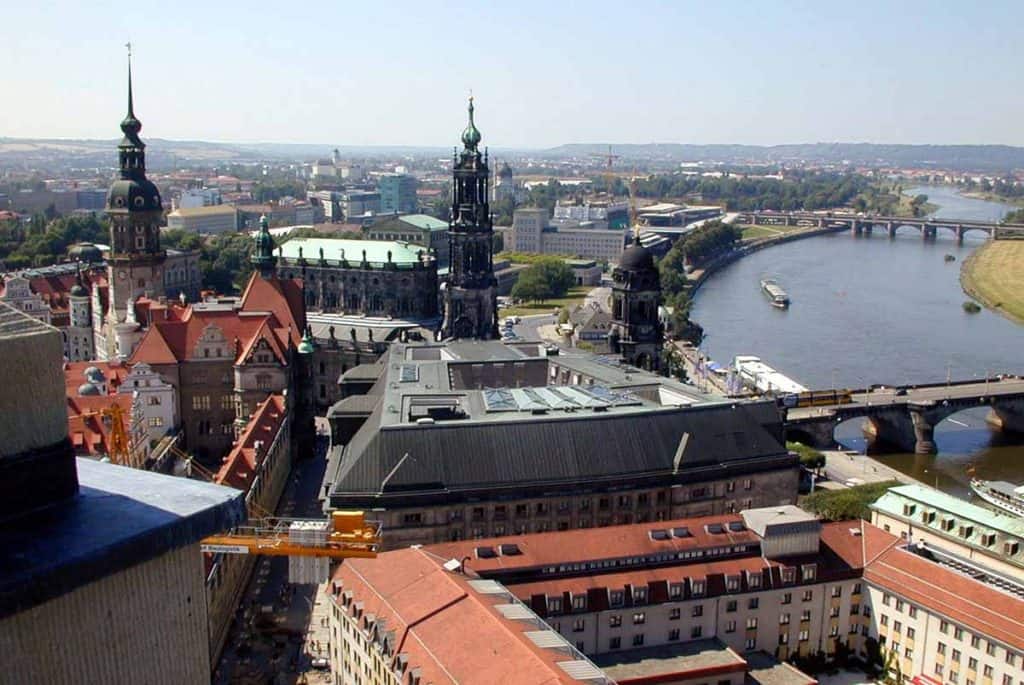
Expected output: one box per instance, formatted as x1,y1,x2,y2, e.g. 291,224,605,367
104,50,165,358
440,97,498,340
608,241,664,372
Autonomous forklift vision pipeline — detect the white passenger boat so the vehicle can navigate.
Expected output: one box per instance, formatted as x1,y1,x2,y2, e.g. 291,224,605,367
970,478,1024,517
760,278,790,309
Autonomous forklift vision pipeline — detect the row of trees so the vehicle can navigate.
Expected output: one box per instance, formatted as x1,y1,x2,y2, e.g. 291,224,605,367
657,221,743,343
1004,207,1024,223
162,229,255,294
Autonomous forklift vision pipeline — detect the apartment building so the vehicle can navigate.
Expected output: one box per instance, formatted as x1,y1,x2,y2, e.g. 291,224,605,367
166,204,239,234
865,539,1023,685
428,507,869,664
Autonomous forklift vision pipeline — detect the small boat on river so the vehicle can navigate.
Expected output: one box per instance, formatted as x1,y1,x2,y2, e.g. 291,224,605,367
760,278,790,309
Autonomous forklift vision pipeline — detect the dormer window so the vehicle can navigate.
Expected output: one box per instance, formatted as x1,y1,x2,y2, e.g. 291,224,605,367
633,587,647,604
782,568,796,585
691,579,706,596
801,564,817,582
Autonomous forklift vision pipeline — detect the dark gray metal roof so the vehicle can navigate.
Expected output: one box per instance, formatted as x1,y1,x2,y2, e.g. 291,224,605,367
329,400,787,503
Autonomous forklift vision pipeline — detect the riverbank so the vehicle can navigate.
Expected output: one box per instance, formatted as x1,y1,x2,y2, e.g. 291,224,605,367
960,190,1024,207
960,240,1024,325
686,223,844,294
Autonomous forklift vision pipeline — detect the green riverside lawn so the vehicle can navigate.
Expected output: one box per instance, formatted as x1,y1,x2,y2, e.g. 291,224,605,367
961,240,1024,325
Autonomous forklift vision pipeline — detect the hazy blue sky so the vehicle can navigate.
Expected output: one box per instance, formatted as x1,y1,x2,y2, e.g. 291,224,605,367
4,1,1023,148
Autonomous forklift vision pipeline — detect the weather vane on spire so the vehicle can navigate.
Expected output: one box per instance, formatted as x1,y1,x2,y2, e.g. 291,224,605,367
126,41,132,59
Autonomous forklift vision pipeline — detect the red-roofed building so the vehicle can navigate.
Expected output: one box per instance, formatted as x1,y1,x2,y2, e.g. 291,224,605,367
129,265,314,462
416,506,1024,685
329,546,615,685
205,393,292,660
425,509,869,665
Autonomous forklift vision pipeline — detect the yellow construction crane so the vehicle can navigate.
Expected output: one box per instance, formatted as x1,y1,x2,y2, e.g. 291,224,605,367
590,145,621,197
177,447,382,560
201,511,381,560
68,401,133,467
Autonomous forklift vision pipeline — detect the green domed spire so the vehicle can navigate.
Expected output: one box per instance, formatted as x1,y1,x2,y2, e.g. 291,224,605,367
297,326,315,355
461,96,482,151
251,214,277,276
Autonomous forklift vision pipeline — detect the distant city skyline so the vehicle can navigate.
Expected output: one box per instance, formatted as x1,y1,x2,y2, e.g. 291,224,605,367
3,1,1023,148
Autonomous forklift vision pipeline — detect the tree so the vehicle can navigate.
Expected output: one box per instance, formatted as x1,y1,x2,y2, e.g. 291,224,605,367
800,480,900,521
531,257,575,299
787,441,825,472
511,269,551,303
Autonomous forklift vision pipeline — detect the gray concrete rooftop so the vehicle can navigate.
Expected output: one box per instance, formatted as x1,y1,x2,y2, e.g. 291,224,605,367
0,459,245,619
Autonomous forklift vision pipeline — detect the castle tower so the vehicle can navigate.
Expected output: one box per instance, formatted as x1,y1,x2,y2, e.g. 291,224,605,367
251,214,278,278
440,97,498,340
608,242,663,372
104,49,165,358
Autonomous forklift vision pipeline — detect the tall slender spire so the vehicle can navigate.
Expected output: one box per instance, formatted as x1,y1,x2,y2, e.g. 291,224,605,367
120,42,142,144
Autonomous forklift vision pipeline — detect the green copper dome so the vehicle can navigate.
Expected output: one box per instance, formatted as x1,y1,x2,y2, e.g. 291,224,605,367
461,96,482,151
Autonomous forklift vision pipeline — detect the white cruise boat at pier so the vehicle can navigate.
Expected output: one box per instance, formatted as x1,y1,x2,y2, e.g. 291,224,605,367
970,478,1024,517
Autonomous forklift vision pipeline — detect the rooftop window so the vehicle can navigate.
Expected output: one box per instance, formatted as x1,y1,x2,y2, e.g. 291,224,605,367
475,546,496,559
672,527,692,538
649,529,670,541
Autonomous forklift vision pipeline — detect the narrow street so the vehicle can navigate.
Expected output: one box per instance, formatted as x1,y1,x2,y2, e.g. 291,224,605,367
214,425,333,685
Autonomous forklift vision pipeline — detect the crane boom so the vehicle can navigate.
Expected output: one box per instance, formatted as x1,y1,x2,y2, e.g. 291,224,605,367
201,510,382,560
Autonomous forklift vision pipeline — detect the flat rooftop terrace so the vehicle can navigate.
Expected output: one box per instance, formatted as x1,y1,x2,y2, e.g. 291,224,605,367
591,639,746,682
0,459,245,619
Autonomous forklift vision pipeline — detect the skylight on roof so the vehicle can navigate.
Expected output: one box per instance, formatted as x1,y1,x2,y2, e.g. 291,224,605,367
707,523,725,534
649,529,670,541
672,527,692,538
728,522,746,532
475,546,497,559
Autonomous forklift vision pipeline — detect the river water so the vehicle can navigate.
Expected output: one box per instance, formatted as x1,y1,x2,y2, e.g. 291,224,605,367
689,185,1024,496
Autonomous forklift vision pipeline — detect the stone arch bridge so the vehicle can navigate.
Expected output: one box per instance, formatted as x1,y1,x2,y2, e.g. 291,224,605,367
734,211,1024,243
784,378,1024,454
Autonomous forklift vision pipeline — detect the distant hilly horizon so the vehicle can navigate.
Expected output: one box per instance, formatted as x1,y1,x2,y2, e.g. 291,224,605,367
3,137,1024,172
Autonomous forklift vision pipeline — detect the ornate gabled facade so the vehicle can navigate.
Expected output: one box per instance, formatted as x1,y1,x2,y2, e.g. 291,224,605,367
101,55,166,360
126,229,315,463
609,242,664,372
440,97,498,340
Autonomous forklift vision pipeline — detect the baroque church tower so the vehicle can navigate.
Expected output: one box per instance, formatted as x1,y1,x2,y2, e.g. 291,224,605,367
102,51,165,359
608,238,664,372
440,97,498,340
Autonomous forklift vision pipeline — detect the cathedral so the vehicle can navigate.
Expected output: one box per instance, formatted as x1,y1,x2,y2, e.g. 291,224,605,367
440,97,499,340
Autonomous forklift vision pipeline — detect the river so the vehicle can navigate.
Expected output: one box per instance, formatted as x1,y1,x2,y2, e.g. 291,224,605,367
689,185,1024,496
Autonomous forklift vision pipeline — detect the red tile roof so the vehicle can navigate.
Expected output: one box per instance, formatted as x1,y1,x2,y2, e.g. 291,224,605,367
427,513,760,574
864,539,1024,652
214,394,286,491
14,267,107,315
332,547,591,685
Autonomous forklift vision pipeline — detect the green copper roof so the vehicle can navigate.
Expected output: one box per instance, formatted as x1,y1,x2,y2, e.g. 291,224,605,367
251,215,277,269
279,238,426,265
461,96,482,151
399,214,449,231
872,484,1024,537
